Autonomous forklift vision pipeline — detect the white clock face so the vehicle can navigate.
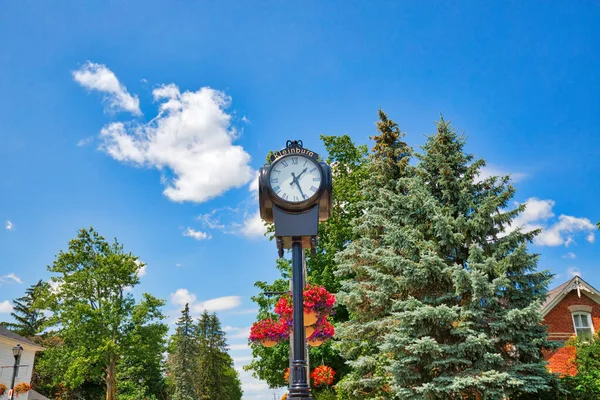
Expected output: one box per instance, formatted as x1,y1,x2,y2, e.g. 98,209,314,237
269,156,323,203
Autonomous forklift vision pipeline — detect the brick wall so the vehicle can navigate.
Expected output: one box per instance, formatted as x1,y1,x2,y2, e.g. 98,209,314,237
542,291,600,375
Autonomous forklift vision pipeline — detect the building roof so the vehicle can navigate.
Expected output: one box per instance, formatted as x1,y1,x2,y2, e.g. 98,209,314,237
0,326,45,350
541,276,600,316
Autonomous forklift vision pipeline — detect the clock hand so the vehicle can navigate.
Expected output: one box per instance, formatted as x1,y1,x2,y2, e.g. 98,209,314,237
295,181,307,199
290,172,298,186
295,168,308,181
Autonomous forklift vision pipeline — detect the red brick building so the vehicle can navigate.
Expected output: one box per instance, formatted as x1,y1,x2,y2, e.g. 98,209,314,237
541,276,600,376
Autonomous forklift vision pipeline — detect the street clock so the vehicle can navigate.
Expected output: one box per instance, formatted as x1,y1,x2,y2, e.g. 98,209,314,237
258,140,332,253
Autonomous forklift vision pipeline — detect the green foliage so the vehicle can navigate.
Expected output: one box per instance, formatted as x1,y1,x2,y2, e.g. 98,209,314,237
167,307,242,400
334,111,411,399
169,304,198,400
4,280,47,337
336,116,556,399
246,135,369,390
35,227,168,400
561,335,600,399
196,311,243,399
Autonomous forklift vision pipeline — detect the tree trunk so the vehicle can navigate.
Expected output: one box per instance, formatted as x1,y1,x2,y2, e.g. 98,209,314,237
106,356,117,400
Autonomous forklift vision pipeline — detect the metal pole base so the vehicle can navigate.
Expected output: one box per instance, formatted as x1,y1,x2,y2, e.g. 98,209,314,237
288,360,312,399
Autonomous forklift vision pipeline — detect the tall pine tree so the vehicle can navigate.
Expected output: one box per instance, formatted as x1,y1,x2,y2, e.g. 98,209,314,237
334,110,413,398
5,280,47,337
168,304,198,400
196,311,242,400
338,116,555,399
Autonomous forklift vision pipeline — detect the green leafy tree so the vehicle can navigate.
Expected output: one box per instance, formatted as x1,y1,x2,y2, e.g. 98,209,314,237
38,227,167,400
168,304,199,400
5,280,47,337
196,311,242,400
561,335,600,399
245,134,369,389
334,111,413,399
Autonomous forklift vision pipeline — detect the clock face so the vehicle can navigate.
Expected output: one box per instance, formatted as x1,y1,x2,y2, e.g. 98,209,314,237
268,155,323,203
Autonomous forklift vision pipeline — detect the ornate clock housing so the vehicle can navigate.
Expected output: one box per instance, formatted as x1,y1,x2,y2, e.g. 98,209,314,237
259,141,332,224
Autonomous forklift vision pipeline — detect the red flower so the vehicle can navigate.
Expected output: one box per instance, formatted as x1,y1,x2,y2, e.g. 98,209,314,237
249,319,290,343
310,365,335,387
303,284,336,316
283,368,290,382
275,295,293,319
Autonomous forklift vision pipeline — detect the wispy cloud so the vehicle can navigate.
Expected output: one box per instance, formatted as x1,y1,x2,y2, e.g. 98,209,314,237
567,267,581,277
505,198,596,247
73,61,141,115
1,273,23,284
477,164,526,183
196,207,266,239
77,136,94,147
587,232,595,244
5,221,13,231
562,252,576,259
183,227,211,241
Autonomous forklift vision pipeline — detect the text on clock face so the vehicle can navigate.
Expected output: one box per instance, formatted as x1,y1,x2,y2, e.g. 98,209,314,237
269,156,322,203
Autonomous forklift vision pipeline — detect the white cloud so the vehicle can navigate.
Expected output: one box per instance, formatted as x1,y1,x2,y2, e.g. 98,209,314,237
239,212,267,238
0,300,12,313
1,273,23,284
562,252,576,259
477,165,526,183
241,116,251,124
505,198,596,247
98,84,254,203
73,61,141,115
170,290,242,316
249,172,259,196
49,279,62,294
183,227,211,241
587,232,596,244
567,267,581,277
137,265,147,277
228,343,250,351
171,288,197,307
192,296,242,313
224,326,251,339
175,263,182,267
5,220,13,231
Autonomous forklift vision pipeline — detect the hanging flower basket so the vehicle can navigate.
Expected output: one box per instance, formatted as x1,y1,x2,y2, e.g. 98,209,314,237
0,383,7,396
303,284,336,316
307,319,334,347
275,285,336,325
249,319,289,346
310,365,335,387
14,382,32,395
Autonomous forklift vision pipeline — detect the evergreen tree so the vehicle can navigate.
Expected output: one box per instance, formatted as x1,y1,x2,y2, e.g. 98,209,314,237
5,280,47,337
168,304,198,400
196,311,242,400
334,110,413,399
338,116,555,399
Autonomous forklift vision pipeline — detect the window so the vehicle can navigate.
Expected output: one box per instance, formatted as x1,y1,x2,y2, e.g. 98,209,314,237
572,312,594,339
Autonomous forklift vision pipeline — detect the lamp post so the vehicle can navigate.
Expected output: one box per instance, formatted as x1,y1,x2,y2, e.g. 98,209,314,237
9,344,23,400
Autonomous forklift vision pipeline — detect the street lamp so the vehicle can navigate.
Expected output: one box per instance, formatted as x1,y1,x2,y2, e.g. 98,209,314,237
9,344,23,400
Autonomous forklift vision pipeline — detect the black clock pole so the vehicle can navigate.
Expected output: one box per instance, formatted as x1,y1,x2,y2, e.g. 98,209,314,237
289,237,311,398
258,140,332,400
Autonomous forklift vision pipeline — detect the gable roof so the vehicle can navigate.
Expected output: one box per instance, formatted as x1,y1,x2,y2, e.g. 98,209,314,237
541,276,600,317
0,326,45,350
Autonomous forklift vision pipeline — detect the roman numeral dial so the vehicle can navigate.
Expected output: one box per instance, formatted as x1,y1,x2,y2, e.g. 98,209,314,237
268,155,323,204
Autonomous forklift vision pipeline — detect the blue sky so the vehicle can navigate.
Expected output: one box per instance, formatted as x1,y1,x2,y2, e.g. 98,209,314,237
1,1,598,398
